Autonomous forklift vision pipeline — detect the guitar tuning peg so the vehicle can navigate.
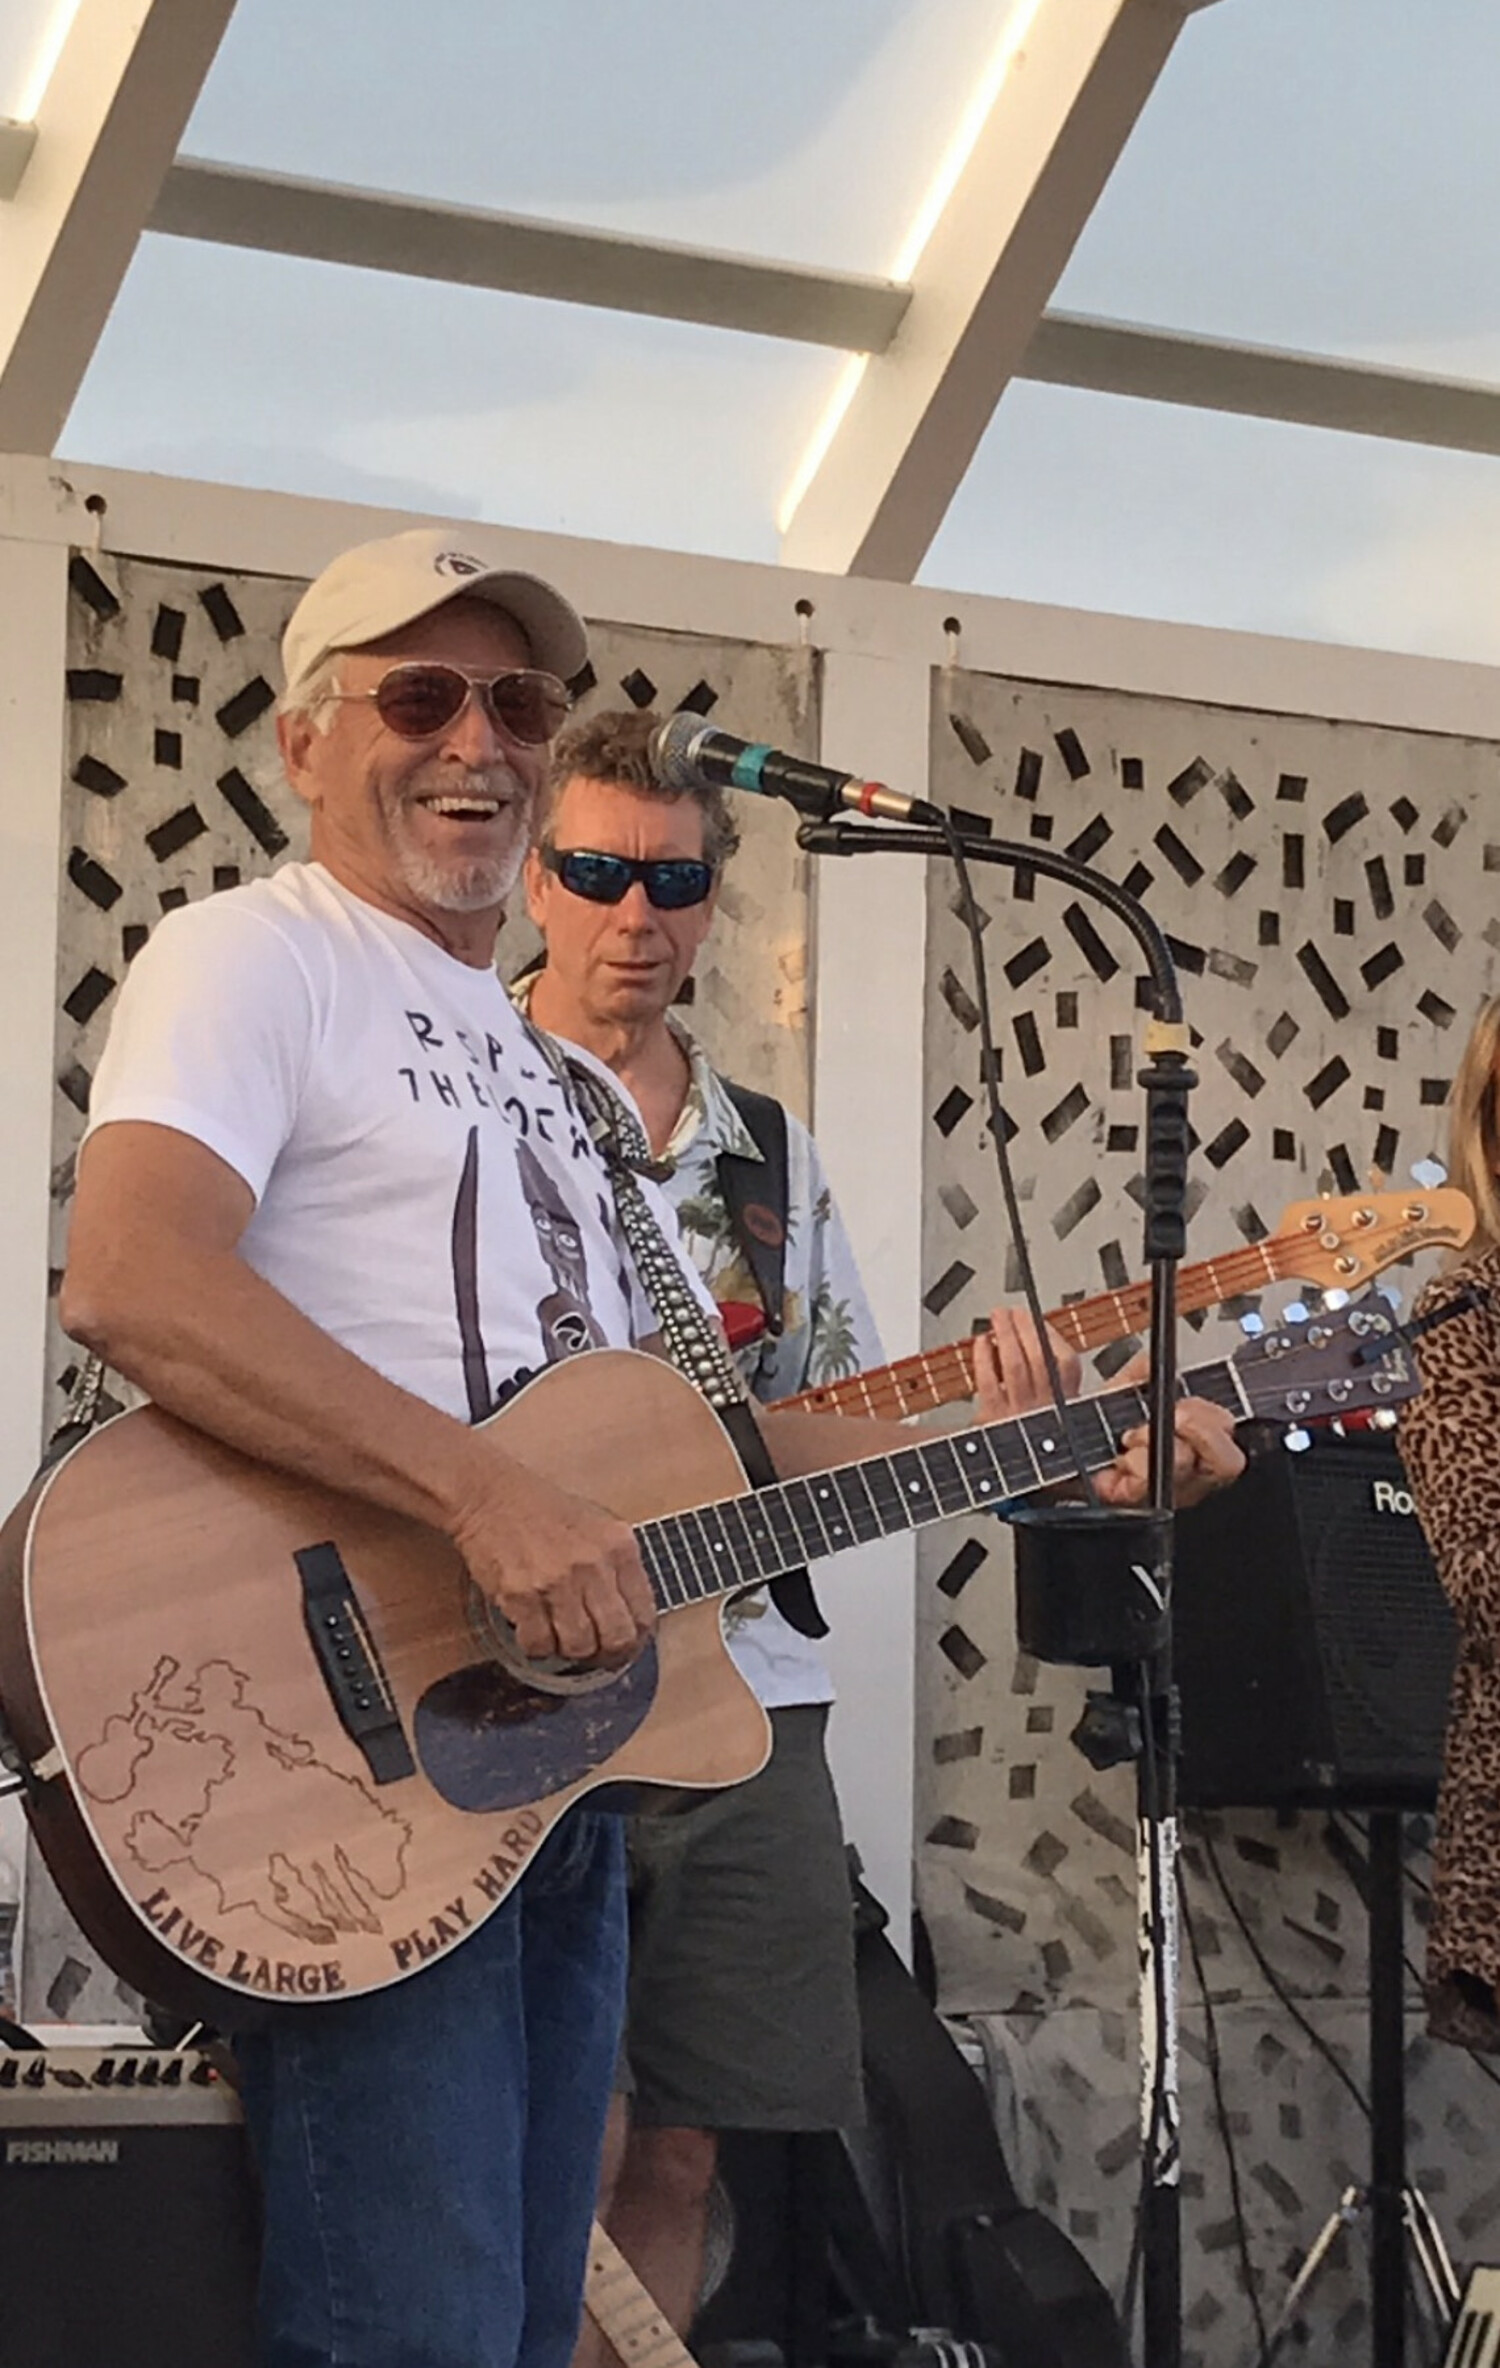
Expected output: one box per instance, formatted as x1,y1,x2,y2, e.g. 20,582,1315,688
1367,1166,1388,1191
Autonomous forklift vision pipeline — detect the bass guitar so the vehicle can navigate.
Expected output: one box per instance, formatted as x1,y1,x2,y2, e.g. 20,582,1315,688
0,1296,1416,2028
772,1185,1471,1418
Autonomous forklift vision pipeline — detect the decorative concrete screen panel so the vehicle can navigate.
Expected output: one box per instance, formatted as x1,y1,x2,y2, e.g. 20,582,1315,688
28,550,812,2026
918,667,1500,2361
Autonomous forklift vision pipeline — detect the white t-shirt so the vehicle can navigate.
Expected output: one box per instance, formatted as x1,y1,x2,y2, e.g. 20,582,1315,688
85,863,703,1419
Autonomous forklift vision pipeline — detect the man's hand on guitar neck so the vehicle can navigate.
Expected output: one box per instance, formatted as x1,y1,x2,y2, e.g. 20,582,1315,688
972,1309,1243,1510
971,1307,1082,1415
1093,1348,1245,1510
757,1302,1241,1511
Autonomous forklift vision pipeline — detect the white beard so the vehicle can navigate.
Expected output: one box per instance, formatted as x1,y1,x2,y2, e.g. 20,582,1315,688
386,764,532,912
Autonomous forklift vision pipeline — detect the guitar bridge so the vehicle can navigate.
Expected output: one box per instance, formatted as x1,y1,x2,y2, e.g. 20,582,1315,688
295,1542,415,1785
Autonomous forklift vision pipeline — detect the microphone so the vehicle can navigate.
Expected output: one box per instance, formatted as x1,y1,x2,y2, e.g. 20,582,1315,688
650,711,944,827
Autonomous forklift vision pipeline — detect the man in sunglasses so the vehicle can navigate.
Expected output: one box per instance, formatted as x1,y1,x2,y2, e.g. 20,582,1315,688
516,710,888,2355
517,710,1242,2361
58,531,733,2368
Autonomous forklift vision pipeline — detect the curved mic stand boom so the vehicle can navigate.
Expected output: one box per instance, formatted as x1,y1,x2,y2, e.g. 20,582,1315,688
798,816,1194,2368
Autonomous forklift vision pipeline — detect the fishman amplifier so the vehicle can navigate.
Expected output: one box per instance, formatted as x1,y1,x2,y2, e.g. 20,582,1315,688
0,2046,257,2368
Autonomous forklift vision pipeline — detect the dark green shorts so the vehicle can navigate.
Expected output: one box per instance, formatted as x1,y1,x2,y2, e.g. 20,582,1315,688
622,1703,864,2131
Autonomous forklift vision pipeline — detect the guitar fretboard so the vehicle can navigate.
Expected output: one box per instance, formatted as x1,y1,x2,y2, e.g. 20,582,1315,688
781,1235,1309,1421
637,1358,1249,1612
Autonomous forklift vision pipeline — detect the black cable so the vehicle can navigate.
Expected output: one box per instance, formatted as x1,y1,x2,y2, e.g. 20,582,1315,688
1180,1857,1272,2367
1202,1829,1371,2123
940,814,1101,1503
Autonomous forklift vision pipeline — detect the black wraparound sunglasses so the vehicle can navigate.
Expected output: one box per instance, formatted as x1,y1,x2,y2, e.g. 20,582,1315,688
540,845,716,910
332,663,572,747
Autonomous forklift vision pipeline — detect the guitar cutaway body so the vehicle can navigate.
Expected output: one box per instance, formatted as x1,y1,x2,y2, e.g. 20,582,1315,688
0,1351,770,2027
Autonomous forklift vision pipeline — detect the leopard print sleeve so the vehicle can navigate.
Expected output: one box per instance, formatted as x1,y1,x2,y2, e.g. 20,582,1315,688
1399,1247,1500,1644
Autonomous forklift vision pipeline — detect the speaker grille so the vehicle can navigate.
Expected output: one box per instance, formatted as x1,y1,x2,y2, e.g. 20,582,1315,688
1176,1438,1457,1809
1302,1452,1456,1787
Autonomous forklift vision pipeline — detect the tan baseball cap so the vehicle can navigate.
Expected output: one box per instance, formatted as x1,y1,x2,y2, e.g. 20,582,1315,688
281,526,589,700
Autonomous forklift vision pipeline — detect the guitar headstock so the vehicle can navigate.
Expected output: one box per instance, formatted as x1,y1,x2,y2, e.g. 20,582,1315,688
1231,1291,1418,1425
1270,1187,1474,1288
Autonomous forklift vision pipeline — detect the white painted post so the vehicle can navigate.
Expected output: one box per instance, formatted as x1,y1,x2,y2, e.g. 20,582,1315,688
0,527,66,1508
810,648,933,1950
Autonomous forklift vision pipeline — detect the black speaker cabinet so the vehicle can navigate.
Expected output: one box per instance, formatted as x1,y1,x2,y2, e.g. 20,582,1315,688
1173,1437,1457,1810
0,2048,258,2368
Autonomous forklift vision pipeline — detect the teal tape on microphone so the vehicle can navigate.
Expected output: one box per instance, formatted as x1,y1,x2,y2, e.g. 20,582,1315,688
730,745,773,791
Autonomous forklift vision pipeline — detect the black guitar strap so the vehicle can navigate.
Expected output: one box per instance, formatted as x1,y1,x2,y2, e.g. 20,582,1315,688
716,1082,826,1637
716,1081,790,1339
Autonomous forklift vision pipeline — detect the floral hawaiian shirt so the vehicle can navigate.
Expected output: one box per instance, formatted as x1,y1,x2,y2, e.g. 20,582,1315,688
512,986,883,1706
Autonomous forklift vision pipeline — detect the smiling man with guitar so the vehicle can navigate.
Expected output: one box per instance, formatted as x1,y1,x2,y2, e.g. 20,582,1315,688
30,547,1247,2368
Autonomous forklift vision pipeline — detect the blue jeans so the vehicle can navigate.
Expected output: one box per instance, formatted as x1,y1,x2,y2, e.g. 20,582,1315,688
235,1811,627,2368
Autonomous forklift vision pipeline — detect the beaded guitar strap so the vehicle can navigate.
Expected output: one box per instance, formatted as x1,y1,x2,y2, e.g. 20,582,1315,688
543,1035,828,1640
554,1049,749,1413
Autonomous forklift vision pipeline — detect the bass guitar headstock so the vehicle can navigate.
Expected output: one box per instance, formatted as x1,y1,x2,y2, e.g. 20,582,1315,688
1270,1186,1473,1290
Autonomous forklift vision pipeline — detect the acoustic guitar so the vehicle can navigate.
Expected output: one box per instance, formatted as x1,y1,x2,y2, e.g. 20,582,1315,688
0,1297,1417,2028
773,1185,1471,1418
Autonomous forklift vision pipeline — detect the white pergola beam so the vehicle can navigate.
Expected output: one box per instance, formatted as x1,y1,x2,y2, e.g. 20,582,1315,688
87,138,1500,473
149,159,911,354
0,0,238,455
0,119,38,203
1023,311,1500,459
146,151,1500,465
779,0,1193,581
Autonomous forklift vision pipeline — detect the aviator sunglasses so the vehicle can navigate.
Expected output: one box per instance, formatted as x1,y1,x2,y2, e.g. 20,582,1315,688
334,663,572,747
540,845,717,910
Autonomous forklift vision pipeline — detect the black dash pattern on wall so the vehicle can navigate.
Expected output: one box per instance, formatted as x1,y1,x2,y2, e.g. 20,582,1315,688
1296,943,1350,1020
218,767,291,856
1054,728,1089,780
68,556,121,620
950,713,991,766
1062,903,1119,982
146,806,208,862
937,1537,988,1599
215,677,276,738
199,583,246,641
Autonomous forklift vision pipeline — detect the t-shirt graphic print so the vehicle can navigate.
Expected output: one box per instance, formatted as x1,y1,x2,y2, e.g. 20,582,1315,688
86,863,658,1425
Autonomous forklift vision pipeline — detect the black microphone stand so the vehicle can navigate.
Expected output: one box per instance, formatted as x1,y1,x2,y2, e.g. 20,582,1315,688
798,815,1194,2368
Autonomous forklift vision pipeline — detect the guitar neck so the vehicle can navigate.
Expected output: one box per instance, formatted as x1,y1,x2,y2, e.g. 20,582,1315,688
585,2223,697,2368
777,1232,1312,1420
639,1357,1251,1617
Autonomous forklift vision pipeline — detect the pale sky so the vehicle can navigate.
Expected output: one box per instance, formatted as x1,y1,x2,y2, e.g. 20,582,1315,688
47,0,1500,664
